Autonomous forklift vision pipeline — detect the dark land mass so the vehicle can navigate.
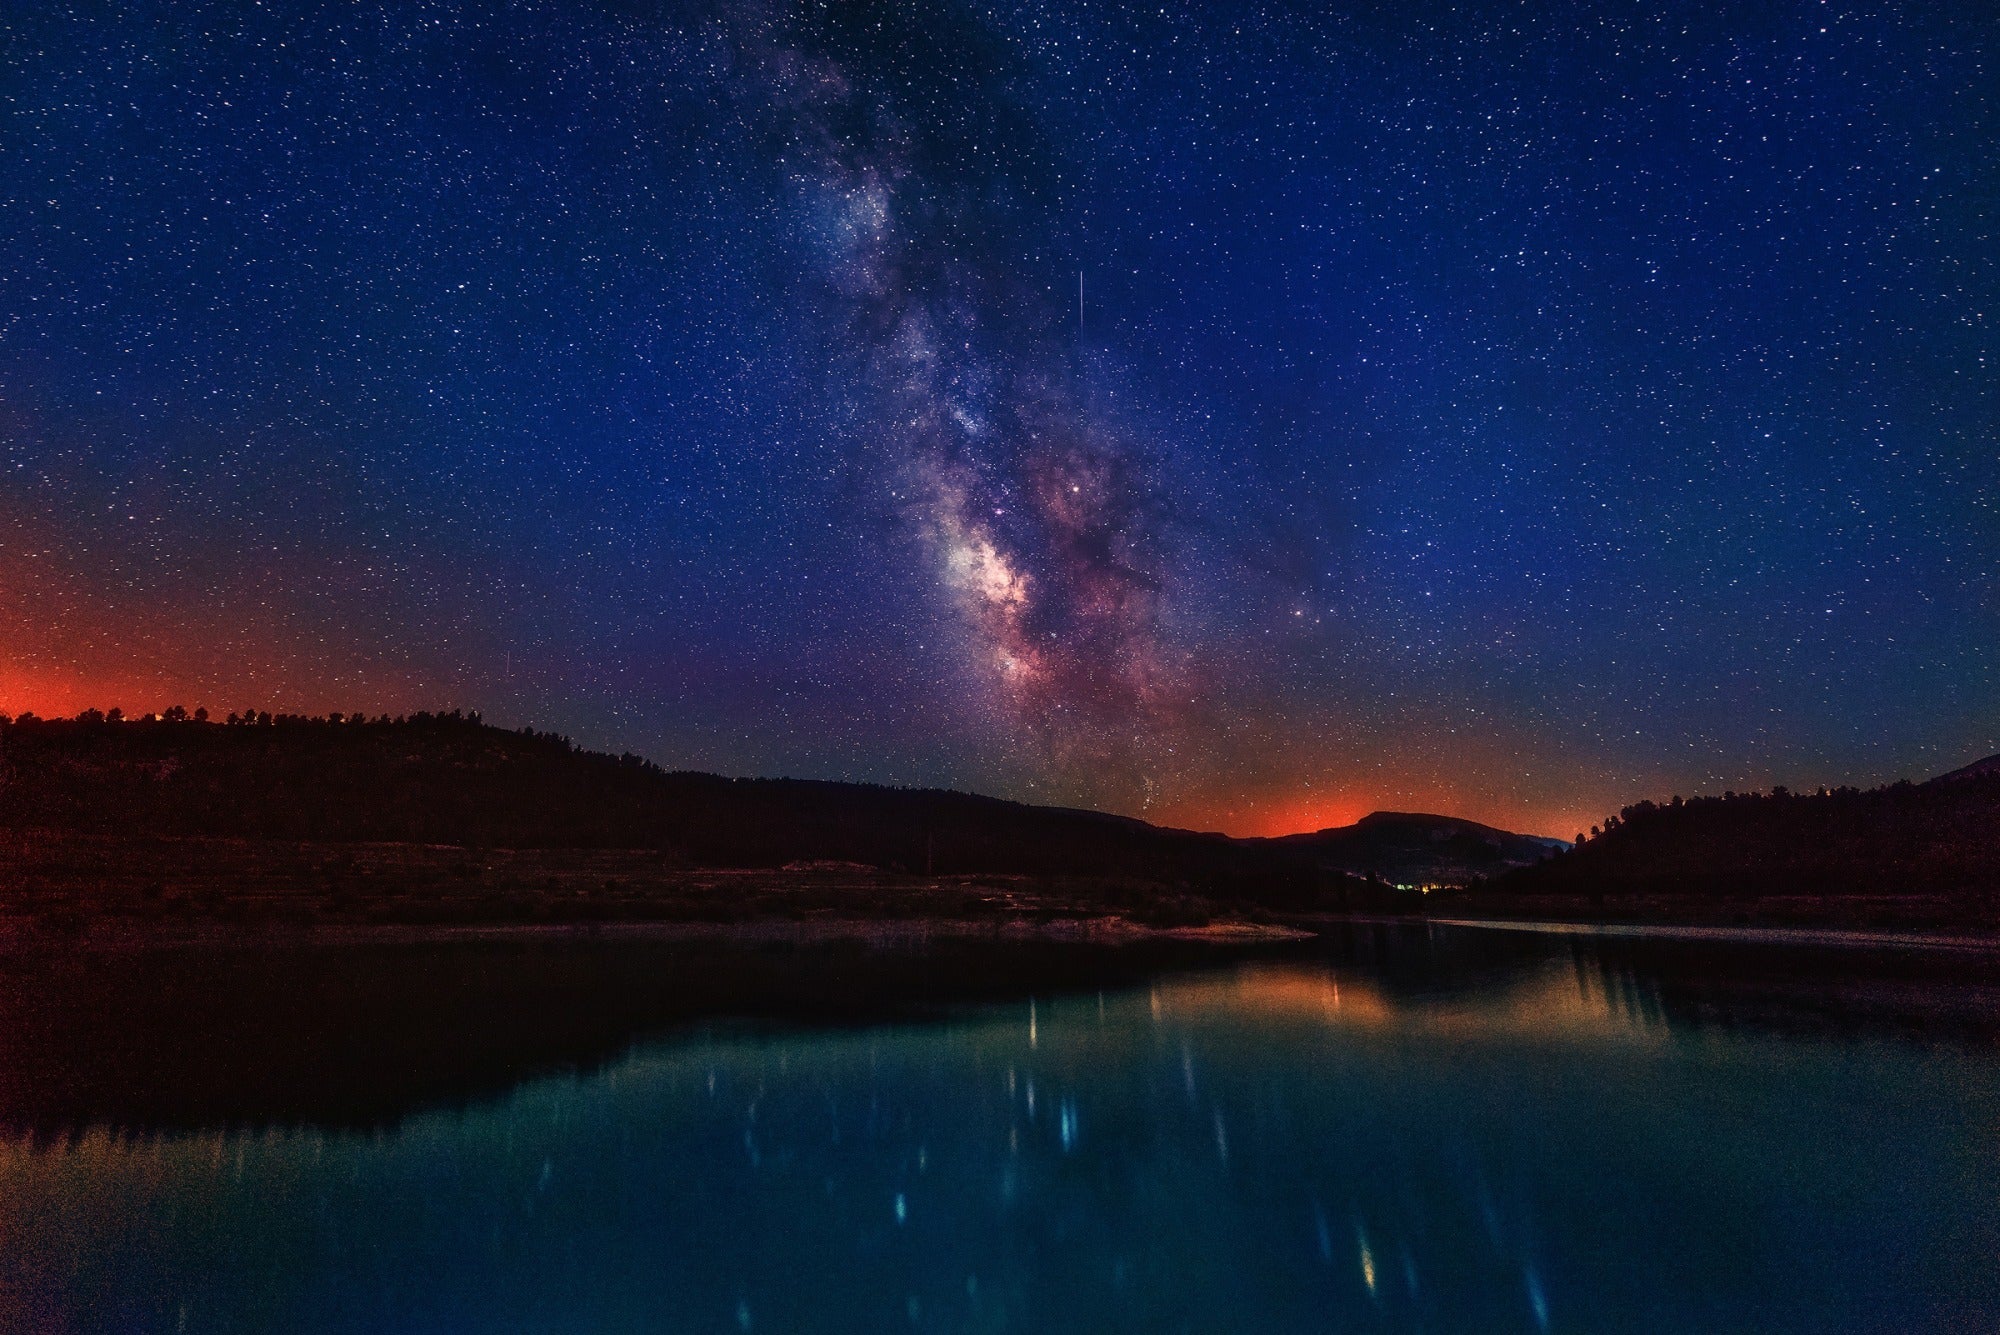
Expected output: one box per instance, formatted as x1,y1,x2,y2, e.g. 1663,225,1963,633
1446,764,2000,931
0,712,1259,879
3,709,1997,942
0,832,1303,946
1936,754,2000,783
0,711,1565,943
1258,811,1568,887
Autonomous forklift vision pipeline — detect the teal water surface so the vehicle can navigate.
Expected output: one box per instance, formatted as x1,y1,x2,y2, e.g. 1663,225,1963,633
5,927,1999,1332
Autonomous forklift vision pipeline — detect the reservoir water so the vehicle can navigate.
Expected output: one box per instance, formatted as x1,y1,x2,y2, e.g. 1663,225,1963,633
4,923,1998,1332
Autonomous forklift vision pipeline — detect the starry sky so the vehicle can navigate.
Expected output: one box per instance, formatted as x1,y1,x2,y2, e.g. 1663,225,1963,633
3,0,1994,837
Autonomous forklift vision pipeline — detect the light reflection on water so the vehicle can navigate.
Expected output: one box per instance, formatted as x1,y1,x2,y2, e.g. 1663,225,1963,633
4,937,2000,1333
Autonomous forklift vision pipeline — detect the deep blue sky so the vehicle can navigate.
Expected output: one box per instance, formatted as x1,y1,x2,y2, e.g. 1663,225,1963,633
3,0,1994,834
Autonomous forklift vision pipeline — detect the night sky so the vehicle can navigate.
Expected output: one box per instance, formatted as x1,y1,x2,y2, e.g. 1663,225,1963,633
3,0,1994,836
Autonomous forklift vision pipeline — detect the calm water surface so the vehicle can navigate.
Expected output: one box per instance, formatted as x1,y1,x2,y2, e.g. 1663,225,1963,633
4,925,1999,1332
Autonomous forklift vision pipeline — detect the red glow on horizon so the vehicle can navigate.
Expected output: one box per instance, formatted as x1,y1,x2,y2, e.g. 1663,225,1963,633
1154,791,1377,840
0,664,201,720
1227,792,1377,839
1155,784,1586,842
0,654,437,730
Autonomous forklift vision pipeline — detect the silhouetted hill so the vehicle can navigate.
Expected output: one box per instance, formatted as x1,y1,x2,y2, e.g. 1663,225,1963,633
1259,811,1567,887
1479,769,2000,928
1934,754,2000,784
0,710,1371,907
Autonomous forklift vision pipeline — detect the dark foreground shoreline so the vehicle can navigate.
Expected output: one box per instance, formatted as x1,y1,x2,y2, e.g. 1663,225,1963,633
1428,915,2000,953
0,832,1307,950
7,831,1996,951
7,909,1996,959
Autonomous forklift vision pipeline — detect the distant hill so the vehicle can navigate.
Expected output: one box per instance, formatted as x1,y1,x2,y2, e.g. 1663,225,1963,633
0,710,1386,909
1933,754,2000,784
1478,768,2000,928
1258,811,1567,887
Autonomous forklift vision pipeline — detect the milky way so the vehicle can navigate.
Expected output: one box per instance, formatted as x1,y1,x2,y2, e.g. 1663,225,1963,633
727,1,1180,779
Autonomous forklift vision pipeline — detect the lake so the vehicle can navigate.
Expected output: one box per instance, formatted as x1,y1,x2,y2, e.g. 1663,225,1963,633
4,922,1998,1332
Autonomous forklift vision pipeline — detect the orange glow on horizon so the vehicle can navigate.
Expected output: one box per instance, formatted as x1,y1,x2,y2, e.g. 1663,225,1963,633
1153,785,1585,842
1162,791,1376,839
0,663,203,720
0,653,439,730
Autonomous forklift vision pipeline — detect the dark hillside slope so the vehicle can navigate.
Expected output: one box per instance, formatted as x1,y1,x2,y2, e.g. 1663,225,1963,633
0,712,1346,902
1482,773,2000,927
1935,754,2000,784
